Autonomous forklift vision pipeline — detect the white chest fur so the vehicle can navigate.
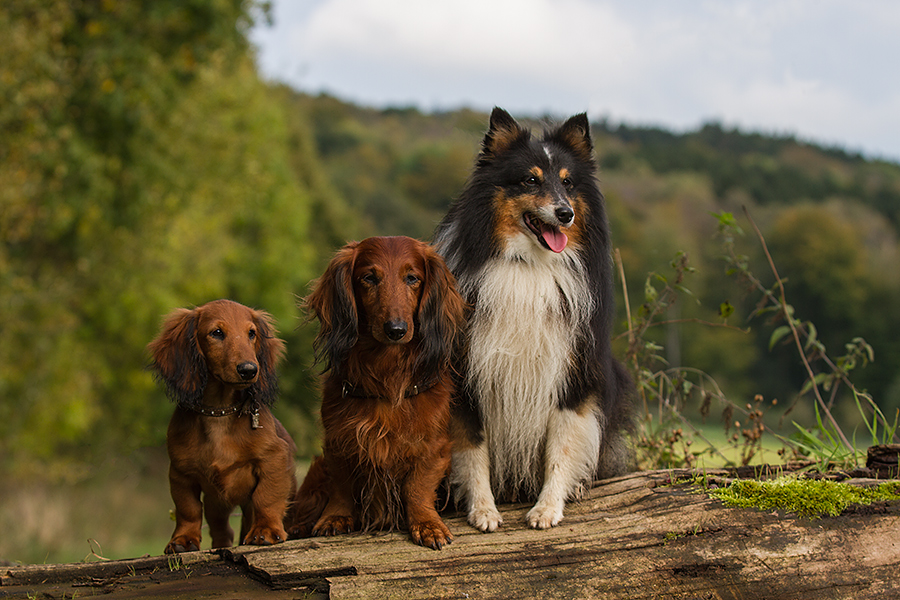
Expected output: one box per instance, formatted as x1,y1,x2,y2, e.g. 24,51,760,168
464,247,593,495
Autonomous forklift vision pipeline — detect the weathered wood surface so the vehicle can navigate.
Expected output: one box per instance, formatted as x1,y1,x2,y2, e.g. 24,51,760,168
867,443,900,479
3,468,899,599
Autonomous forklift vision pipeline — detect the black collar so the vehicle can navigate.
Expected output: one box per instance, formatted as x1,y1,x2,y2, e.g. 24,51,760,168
189,399,262,429
341,376,439,399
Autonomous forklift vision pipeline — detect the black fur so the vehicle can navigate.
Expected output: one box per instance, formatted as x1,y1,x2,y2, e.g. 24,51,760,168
250,312,281,407
152,312,208,409
307,247,360,380
414,249,466,379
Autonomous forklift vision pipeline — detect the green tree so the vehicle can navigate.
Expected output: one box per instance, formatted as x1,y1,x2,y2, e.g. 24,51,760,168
767,205,869,345
1,0,321,474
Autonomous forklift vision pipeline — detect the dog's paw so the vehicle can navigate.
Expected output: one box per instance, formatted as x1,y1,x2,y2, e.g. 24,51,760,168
468,506,503,532
287,522,313,540
242,525,287,546
409,519,453,550
312,514,355,537
164,535,201,554
526,501,564,529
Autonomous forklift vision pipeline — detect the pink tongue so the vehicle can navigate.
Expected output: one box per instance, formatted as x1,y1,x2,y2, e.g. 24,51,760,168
541,226,568,253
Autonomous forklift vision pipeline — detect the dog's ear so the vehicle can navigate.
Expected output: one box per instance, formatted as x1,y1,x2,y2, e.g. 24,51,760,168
250,309,286,406
416,244,467,376
147,307,207,407
480,106,529,159
551,112,594,163
304,243,359,374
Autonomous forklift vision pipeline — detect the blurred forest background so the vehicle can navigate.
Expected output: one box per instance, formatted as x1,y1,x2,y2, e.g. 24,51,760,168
3,0,900,564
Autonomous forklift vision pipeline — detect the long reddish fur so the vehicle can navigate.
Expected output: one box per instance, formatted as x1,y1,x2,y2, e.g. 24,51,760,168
287,236,465,549
148,299,296,553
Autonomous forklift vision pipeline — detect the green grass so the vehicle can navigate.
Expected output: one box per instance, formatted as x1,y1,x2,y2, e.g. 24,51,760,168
677,418,879,471
0,450,312,565
686,423,785,469
0,452,174,564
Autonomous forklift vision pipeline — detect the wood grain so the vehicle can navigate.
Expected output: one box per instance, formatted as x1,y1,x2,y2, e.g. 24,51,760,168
4,468,899,599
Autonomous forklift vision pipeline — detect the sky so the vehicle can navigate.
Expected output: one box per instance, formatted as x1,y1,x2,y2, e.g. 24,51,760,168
250,0,900,163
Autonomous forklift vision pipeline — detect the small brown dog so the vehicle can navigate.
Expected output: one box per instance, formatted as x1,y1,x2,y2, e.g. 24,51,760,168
148,299,296,554
287,237,466,549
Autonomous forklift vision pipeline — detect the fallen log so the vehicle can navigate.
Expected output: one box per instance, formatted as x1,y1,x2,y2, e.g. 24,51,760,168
3,467,899,599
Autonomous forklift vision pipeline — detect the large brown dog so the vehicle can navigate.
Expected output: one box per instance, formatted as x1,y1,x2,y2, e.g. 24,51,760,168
148,299,296,554
287,237,465,550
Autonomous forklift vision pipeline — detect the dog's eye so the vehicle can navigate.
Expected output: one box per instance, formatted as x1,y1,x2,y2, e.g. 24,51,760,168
405,273,420,286
361,273,379,286
524,175,540,187
248,329,256,340
562,177,574,189
210,328,225,340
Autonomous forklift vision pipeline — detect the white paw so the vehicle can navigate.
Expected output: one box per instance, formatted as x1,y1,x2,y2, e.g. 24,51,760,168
468,506,503,532
526,501,564,529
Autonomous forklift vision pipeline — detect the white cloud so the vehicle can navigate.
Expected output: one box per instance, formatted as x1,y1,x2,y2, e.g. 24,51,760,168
253,0,900,160
298,0,636,80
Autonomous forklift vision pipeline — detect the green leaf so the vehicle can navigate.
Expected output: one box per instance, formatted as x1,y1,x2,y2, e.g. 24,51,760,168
769,325,792,351
644,279,658,303
800,372,830,395
719,301,735,319
803,322,818,351
674,284,698,300
711,211,743,234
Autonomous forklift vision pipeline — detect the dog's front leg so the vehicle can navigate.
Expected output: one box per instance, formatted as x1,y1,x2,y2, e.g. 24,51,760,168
165,468,204,553
242,450,294,546
452,441,502,532
312,454,356,536
526,406,600,529
405,443,453,549
286,456,330,538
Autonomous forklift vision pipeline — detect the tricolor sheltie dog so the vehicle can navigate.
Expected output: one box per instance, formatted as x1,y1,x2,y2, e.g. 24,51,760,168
433,107,635,532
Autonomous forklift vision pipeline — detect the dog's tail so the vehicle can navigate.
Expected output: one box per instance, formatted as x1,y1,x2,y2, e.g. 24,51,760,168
285,456,331,539
596,359,638,479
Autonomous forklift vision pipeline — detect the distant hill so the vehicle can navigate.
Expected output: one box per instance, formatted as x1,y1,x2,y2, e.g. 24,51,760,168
601,120,900,224
284,90,900,418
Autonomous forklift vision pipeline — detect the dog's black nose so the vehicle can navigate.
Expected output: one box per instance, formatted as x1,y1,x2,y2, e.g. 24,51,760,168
555,205,574,225
236,362,258,381
384,320,408,341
